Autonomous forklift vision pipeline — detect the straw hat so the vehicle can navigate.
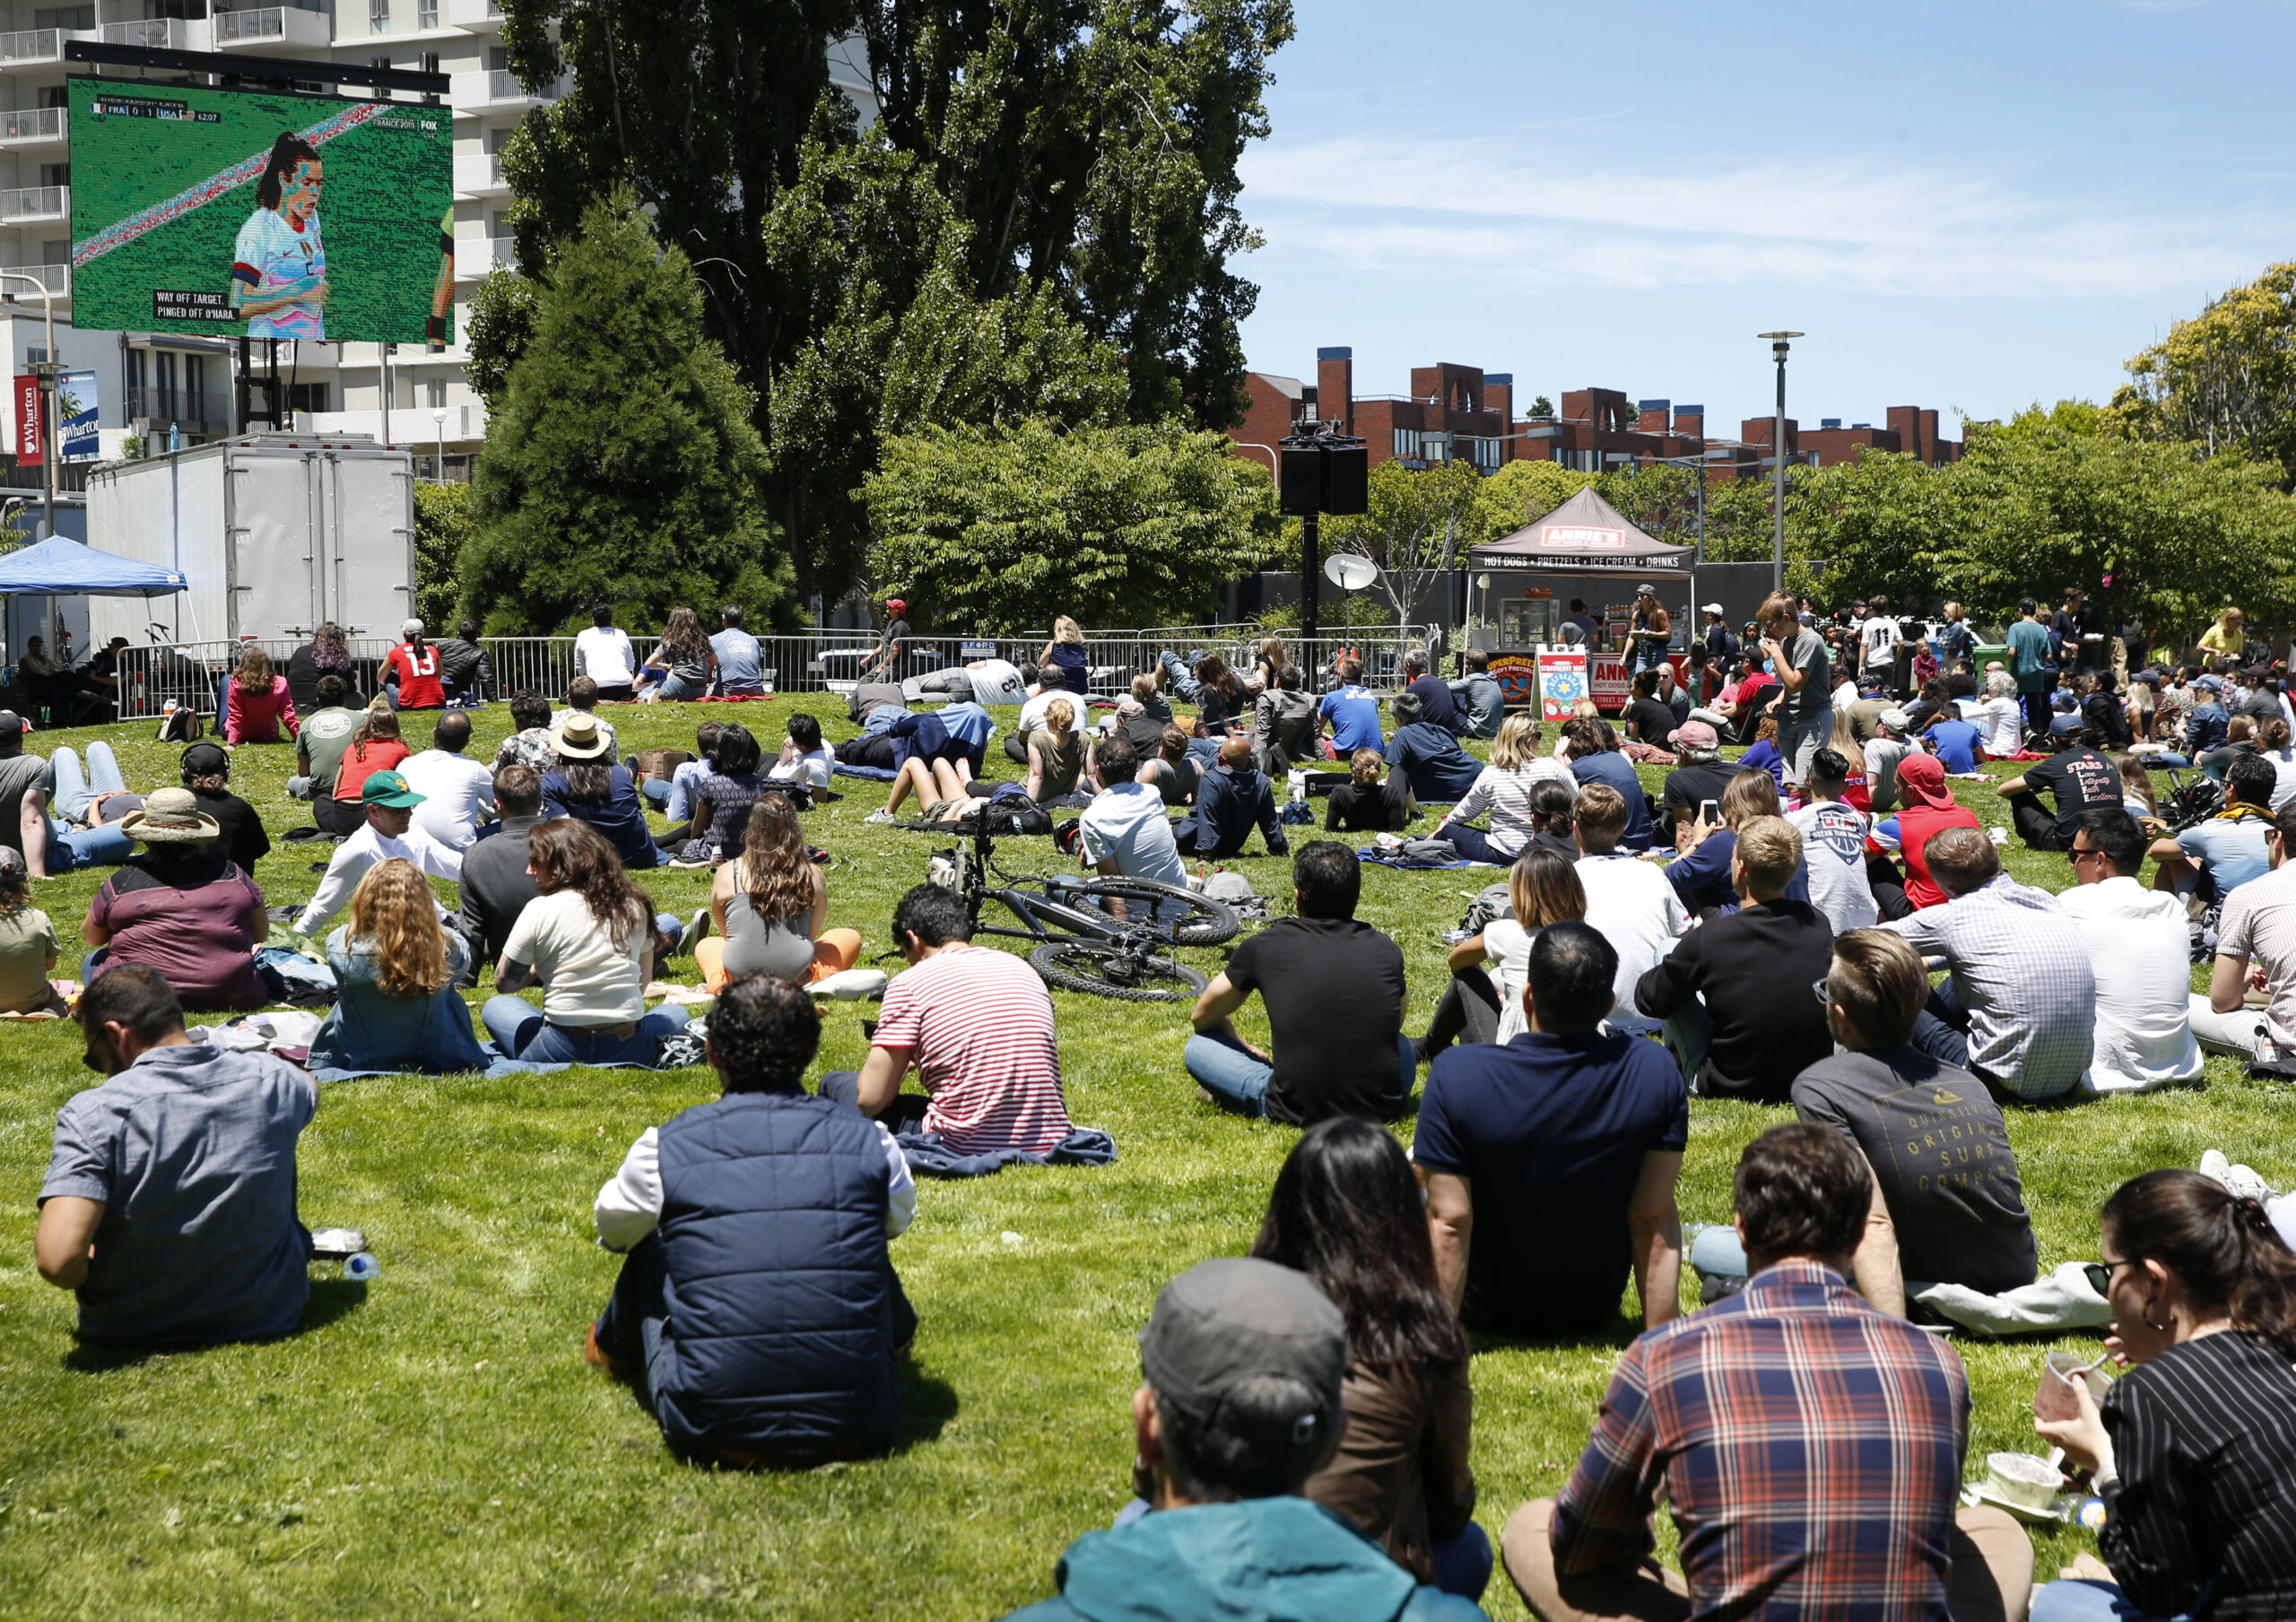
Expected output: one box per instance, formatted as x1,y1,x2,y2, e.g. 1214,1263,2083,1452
551,712,611,759
119,786,221,845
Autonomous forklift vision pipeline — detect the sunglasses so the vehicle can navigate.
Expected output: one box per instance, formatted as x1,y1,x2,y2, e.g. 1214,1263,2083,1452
2083,1258,2134,1297
2068,844,2103,865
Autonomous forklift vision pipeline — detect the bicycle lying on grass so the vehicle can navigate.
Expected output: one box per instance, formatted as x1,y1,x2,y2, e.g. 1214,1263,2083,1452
916,823,1239,1002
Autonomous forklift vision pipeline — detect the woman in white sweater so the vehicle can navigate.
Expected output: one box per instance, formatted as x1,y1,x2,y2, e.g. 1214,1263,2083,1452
1432,716,1574,864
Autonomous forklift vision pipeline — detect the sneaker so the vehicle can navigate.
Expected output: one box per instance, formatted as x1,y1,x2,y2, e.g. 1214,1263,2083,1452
677,906,708,958
864,809,898,825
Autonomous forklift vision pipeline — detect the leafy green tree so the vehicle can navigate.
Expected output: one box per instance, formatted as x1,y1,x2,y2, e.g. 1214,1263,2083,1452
457,191,787,635
1322,458,1487,625
862,419,1278,632
2109,263,2296,483
413,480,473,630
464,268,543,409
1474,458,1594,539
489,0,1293,603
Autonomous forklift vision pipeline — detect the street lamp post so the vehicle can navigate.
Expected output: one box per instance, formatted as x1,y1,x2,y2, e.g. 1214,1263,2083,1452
0,270,57,542
1757,332,1802,594
430,405,447,483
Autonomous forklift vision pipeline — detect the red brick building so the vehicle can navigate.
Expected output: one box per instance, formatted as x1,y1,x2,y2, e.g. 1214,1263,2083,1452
1228,346,1961,484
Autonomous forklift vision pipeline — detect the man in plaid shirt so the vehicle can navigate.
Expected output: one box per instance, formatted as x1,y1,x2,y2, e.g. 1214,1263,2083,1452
1501,1124,2033,1622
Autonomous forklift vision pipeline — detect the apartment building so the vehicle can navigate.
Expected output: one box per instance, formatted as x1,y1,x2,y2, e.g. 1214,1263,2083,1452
1231,349,1961,489
0,5,873,486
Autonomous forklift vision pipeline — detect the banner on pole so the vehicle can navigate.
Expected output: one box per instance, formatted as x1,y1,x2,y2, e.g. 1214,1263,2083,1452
13,374,39,466
57,370,97,463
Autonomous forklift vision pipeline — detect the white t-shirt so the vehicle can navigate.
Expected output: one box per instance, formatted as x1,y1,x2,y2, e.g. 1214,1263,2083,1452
1859,616,1900,672
2265,747,2296,813
1017,690,1058,734
1481,917,1536,1044
1574,853,1690,1024
399,749,496,852
500,888,649,1028
769,745,836,790
574,626,637,687
1974,696,2023,758
1787,800,1879,935
2213,862,2296,1050
1076,782,1188,890
2057,877,2204,1092
966,659,1028,707
233,205,326,341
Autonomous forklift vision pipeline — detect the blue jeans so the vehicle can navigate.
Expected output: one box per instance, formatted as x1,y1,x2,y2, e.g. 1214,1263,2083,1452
654,672,705,701
1778,705,1834,786
1185,1028,1414,1118
1435,823,1512,864
1909,978,1973,1071
1158,649,1203,703
50,742,125,823
45,816,132,872
2030,1579,2184,1622
1688,1224,1748,1279
480,994,689,1066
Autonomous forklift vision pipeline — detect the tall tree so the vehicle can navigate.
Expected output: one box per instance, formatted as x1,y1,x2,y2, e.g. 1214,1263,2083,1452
457,191,787,634
862,419,1279,633
487,0,1293,605
1323,458,1488,626
2109,262,2296,484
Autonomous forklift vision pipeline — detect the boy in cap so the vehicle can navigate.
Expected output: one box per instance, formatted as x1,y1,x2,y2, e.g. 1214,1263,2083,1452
1001,1256,1486,1620
383,618,445,712
294,768,463,939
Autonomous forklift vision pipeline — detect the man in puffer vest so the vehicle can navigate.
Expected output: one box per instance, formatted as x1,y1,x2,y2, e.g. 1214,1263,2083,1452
587,975,918,1468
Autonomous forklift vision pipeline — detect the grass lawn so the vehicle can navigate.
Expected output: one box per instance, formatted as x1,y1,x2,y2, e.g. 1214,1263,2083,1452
1,696,2287,1619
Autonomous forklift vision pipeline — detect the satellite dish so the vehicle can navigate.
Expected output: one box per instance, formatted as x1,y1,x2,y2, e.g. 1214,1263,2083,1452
1325,553,1378,590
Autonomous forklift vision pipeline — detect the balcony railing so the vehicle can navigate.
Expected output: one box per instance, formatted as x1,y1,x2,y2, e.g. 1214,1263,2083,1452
0,186,66,222
213,7,283,41
127,386,230,426
101,17,181,47
487,67,563,101
0,28,63,65
0,263,69,297
0,108,64,144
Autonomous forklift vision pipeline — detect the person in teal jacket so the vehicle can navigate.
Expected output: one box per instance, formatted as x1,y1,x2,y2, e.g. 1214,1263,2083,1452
1000,1257,1488,1622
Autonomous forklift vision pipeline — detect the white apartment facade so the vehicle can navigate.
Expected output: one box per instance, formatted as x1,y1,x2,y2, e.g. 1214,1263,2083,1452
0,3,874,484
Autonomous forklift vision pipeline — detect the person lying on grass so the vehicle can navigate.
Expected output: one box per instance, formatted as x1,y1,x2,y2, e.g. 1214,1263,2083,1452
39,965,317,1348
588,973,917,1470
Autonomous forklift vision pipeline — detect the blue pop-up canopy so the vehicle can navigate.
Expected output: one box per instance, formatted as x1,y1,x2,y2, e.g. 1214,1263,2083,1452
0,536,185,596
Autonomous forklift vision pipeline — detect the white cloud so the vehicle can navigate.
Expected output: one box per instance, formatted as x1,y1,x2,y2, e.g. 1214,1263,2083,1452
1239,136,2283,299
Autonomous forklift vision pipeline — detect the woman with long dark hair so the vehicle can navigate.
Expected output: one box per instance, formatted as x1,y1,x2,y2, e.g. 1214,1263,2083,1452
287,621,355,715
661,722,764,864
1247,1119,1488,1600
332,703,408,813
223,644,299,745
541,711,661,870
639,605,718,701
480,820,688,1066
230,132,327,340
1417,847,1587,1059
2030,1169,2296,1622
692,796,860,991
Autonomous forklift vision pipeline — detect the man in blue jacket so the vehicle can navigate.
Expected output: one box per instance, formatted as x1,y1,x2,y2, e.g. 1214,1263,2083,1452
1173,736,1288,859
587,975,918,1469
1002,1256,1487,1621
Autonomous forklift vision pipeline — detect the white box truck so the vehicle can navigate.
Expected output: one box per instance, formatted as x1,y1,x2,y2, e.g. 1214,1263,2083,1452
84,433,418,646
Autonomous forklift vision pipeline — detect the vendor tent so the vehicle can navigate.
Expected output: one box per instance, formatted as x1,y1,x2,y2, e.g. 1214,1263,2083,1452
0,536,185,596
1469,486,1690,574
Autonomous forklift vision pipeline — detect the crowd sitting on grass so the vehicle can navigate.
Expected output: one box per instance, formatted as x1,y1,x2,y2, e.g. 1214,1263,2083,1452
23,590,2296,1621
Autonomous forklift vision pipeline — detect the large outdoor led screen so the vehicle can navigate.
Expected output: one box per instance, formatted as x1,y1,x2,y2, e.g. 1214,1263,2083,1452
68,76,453,344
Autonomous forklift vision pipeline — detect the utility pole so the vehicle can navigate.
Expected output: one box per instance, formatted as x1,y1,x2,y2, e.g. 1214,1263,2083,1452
1758,332,1802,594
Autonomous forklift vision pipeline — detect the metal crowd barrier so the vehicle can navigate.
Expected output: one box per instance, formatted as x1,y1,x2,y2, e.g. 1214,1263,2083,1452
87,622,1442,720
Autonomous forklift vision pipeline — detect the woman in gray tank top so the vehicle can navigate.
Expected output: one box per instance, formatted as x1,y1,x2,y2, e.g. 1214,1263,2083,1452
692,796,861,989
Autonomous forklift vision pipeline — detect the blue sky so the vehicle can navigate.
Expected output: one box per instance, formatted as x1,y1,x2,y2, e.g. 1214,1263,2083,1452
1233,1,2293,438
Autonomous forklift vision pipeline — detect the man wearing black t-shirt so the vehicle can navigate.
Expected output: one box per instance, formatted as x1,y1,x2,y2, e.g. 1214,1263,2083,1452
1400,648,1462,733
1184,841,1411,1124
1622,668,1677,749
1657,720,1749,846
1995,724,2118,852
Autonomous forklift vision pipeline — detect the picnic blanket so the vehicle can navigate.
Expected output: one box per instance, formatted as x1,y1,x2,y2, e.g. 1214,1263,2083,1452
1357,843,1495,871
892,1123,1118,1179
834,762,901,782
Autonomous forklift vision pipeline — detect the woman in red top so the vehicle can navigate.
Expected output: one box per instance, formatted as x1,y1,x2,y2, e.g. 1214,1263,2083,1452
222,645,299,744
333,707,410,805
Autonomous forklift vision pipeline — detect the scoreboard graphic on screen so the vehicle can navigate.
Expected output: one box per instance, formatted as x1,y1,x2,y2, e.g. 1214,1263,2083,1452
68,76,454,345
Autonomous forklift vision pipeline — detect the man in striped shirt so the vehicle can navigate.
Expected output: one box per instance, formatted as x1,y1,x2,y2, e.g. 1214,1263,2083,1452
822,885,1073,1156
1502,1123,2032,1622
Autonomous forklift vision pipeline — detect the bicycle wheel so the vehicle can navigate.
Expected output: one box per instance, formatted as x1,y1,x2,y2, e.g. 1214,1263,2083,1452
1028,941,1209,1003
1062,877,1240,948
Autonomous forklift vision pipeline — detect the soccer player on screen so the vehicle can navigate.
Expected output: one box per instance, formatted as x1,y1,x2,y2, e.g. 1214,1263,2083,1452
230,134,328,341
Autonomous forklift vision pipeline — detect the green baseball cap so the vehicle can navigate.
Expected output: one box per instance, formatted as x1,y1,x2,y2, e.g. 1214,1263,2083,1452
360,769,426,809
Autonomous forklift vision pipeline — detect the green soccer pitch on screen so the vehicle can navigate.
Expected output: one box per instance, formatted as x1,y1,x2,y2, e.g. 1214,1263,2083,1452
68,76,455,346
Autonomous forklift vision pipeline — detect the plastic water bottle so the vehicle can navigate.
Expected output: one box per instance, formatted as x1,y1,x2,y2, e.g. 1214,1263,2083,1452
344,1252,380,1281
